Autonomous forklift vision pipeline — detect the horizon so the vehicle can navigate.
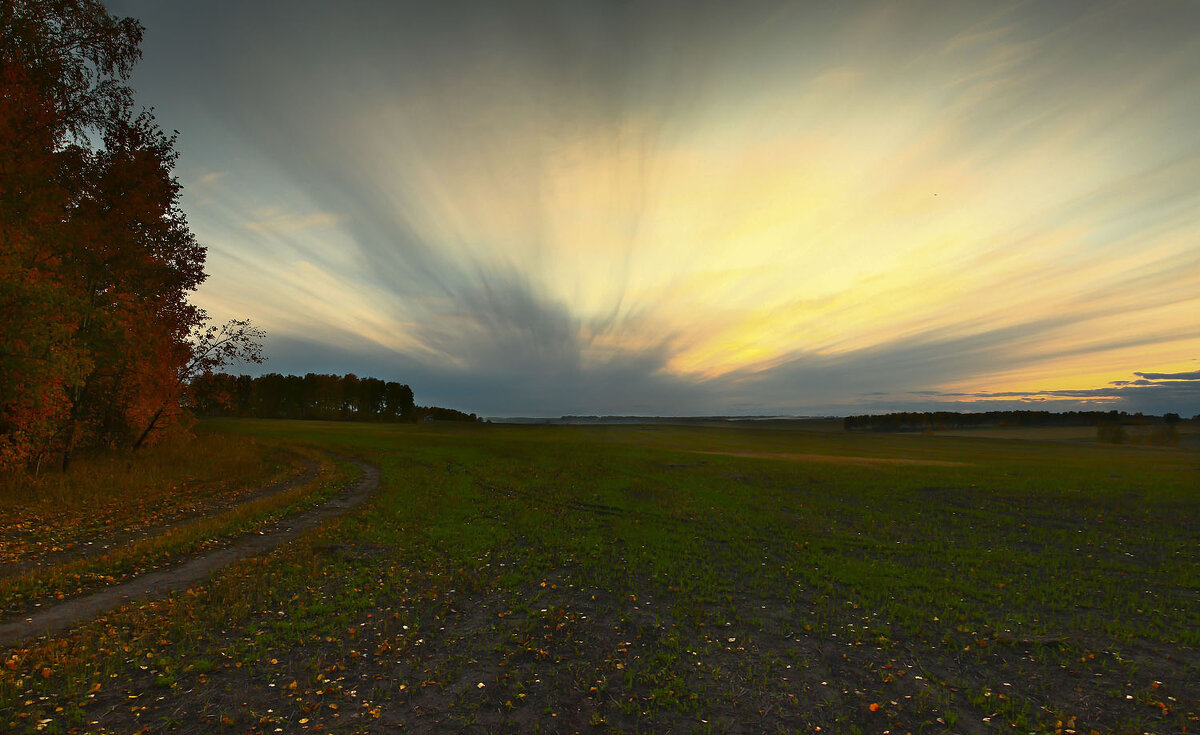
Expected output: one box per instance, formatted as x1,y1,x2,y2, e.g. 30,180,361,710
109,0,1200,417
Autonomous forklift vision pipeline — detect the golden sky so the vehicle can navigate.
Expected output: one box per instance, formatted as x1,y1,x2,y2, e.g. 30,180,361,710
113,0,1200,415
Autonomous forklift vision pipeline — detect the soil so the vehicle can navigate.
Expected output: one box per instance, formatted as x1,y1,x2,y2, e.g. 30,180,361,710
74,569,1198,734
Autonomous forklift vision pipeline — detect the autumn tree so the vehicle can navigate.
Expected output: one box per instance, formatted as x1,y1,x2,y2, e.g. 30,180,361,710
0,61,84,470
132,317,265,449
1,1,258,471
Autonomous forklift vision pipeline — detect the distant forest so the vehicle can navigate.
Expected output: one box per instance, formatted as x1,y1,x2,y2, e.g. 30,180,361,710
189,373,479,423
844,410,1173,432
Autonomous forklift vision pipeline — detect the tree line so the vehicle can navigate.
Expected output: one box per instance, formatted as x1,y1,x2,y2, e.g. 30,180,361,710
844,410,1154,432
1,2,260,471
189,373,416,422
189,373,481,423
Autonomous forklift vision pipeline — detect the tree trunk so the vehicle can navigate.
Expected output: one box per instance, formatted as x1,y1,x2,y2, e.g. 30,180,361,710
60,427,76,472
133,404,166,450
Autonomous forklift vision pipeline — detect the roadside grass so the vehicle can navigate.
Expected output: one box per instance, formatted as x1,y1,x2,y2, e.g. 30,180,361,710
0,453,355,617
0,433,307,570
1,420,1196,733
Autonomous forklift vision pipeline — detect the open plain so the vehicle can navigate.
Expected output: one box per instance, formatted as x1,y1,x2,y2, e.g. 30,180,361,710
1,420,1197,734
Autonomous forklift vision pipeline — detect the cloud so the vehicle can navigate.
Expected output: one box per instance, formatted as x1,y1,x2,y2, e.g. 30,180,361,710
193,171,226,187
260,330,704,417
866,369,1200,416
245,210,344,235
115,0,1200,417
1135,370,1200,381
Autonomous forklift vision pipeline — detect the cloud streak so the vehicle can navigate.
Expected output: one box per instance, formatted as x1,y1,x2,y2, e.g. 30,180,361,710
245,210,343,236
1134,370,1200,381
111,0,1200,415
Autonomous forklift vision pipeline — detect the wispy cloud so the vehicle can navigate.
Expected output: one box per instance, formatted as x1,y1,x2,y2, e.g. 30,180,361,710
121,0,1200,415
880,369,1200,416
193,171,226,187
245,210,344,236
1134,370,1200,381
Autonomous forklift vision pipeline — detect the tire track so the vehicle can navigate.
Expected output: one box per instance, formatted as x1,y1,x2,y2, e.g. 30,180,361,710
0,455,380,647
0,457,320,580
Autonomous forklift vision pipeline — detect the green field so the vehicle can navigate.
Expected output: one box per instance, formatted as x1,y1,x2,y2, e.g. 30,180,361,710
1,419,1197,733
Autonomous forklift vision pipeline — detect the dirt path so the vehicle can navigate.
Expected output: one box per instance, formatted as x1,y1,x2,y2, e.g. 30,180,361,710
0,455,380,648
0,458,321,580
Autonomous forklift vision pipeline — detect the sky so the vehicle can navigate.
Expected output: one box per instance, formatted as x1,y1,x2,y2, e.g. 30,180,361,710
107,0,1200,417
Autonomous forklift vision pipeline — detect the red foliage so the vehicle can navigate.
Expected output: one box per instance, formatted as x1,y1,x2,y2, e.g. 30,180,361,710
1,2,259,471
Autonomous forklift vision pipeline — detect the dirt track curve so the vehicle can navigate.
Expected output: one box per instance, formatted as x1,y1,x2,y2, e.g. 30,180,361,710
0,458,321,580
0,455,380,648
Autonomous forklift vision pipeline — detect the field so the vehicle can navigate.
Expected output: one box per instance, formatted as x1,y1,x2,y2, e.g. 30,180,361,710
1,420,1197,734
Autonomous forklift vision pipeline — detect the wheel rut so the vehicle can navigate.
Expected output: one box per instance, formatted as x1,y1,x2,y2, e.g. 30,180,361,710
0,454,380,647
0,457,321,580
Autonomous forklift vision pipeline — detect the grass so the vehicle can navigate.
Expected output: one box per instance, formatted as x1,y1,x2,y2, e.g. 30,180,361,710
0,452,353,617
0,433,305,569
0,419,1196,733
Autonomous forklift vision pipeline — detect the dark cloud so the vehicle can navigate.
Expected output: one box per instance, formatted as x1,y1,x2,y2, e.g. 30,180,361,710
238,321,1200,417
260,331,705,417
708,310,1125,410
881,371,1200,417
103,0,1200,418
1135,370,1200,380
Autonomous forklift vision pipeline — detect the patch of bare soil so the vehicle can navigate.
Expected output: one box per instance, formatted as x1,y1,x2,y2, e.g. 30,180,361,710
76,568,1198,734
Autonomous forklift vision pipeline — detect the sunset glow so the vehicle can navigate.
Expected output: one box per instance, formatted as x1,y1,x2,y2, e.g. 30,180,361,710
112,0,1200,415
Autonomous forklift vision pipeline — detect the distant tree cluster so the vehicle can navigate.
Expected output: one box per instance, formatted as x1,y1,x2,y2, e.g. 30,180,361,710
1,1,259,471
190,373,416,422
845,410,1184,446
419,406,480,423
845,410,1135,432
1098,412,1181,446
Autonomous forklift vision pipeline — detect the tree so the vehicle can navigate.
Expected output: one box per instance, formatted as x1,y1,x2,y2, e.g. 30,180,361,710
132,317,265,449
186,373,419,424
58,110,208,462
383,381,415,421
1,1,249,471
0,0,142,143
0,61,89,471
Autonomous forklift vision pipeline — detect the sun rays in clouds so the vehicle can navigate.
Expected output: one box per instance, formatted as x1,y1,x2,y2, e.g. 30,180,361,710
132,0,1200,414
